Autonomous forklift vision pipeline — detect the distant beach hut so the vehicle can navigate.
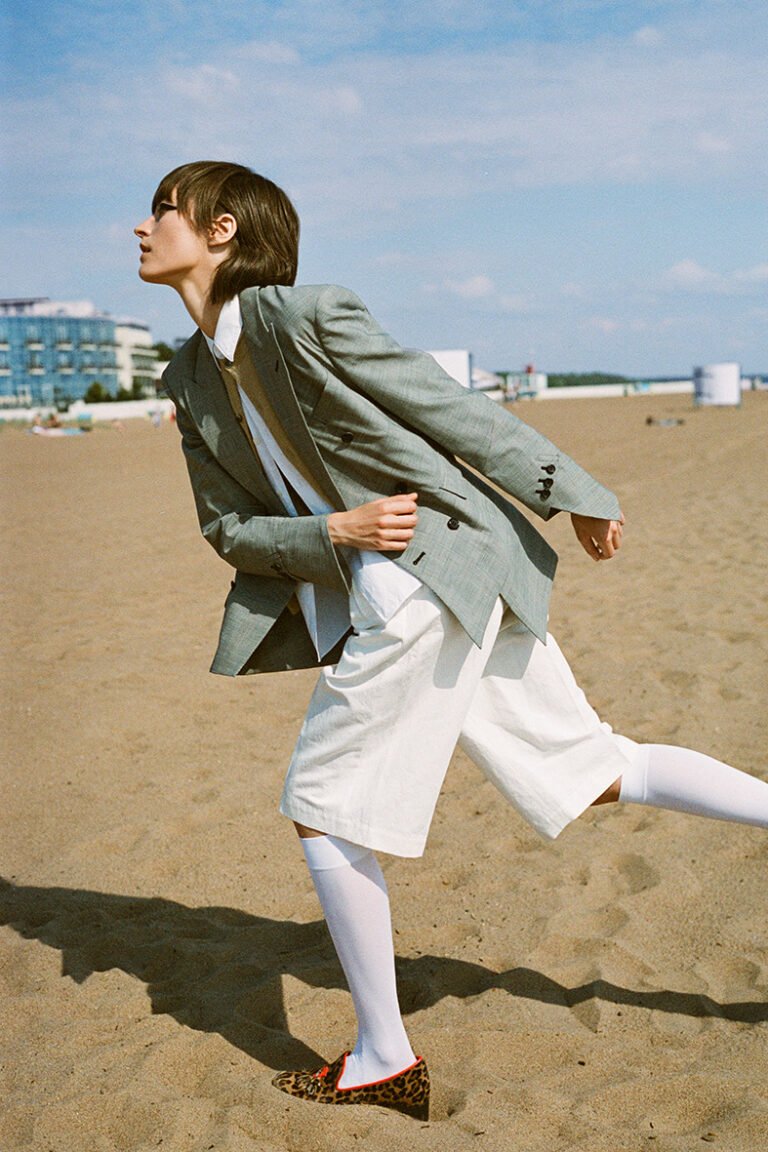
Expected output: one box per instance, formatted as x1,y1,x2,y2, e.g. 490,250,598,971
693,362,742,406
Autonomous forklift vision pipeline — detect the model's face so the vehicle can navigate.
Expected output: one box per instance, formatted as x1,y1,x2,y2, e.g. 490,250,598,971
134,194,209,286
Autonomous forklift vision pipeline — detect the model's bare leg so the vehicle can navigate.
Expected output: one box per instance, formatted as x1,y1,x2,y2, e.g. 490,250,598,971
592,779,621,805
294,824,416,1088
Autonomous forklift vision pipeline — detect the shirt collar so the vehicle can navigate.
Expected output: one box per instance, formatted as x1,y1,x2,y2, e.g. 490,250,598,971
203,296,242,364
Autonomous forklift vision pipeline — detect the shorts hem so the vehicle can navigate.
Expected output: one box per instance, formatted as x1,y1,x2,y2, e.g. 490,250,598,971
278,798,428,858
533,737,643,840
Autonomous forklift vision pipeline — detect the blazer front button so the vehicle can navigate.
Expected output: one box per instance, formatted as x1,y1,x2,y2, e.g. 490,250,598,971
394,481,409,494
447,517,460,530
340,431,354,444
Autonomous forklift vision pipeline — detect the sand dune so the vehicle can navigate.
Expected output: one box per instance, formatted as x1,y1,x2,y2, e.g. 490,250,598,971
2,391,767,1150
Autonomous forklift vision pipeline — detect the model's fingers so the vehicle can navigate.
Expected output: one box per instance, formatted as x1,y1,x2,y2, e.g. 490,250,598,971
383,493,419,514
577,529,601,561
373,533,413,550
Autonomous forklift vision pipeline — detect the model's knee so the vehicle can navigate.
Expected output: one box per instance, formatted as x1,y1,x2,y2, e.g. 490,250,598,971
592,777,622,806
294,821,326,838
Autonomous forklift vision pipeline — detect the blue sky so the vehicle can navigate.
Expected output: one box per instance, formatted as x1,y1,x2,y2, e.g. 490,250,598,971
3,0,767,374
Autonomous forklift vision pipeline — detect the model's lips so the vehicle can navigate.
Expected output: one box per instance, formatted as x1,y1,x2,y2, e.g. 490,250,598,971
139,244,150,253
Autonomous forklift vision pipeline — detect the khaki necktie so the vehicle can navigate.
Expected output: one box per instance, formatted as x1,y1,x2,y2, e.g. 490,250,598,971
223,337,330,510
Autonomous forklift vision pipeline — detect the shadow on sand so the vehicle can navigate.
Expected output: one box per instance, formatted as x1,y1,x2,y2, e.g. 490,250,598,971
2,877,765,1070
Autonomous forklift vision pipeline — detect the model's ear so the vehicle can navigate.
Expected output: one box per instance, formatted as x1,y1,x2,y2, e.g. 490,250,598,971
208,212,237,247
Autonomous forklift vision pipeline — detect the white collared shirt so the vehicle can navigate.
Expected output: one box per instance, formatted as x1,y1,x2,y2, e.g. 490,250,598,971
204,298,420,658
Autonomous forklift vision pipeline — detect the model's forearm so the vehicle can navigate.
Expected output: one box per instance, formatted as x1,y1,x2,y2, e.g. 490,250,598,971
174,392,350,591
201,506,350,591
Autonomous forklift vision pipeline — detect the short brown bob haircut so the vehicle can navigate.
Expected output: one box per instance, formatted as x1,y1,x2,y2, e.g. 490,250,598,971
152,161,300,303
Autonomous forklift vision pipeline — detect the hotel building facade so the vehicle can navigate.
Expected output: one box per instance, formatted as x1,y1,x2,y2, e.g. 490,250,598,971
0,298,158,408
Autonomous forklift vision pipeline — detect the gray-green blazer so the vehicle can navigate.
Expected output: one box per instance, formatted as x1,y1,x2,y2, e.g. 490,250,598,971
162,284,621,676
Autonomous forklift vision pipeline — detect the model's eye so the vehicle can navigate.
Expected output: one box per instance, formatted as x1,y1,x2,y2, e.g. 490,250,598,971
154,202,178,220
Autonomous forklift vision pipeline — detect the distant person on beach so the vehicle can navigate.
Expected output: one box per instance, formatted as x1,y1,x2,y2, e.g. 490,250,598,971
136,161,768,1120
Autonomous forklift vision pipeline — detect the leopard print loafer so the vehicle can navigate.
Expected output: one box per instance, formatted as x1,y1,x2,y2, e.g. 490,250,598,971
272,1051,430,1120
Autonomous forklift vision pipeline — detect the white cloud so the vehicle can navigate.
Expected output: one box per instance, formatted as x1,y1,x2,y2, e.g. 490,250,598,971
164,64,239,101
587,315,681,336
590,317,622,334
735,262,768,285
445,274,495,299
661,258,768,294
663,259,726,292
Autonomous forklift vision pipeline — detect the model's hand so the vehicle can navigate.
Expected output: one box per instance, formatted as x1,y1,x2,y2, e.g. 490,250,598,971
328,494,419,551
571,512,624,561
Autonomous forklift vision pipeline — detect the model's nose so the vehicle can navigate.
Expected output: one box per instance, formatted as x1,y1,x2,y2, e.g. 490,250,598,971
134,217,151,238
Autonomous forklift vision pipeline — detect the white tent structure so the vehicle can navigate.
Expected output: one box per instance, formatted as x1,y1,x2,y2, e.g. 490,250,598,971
693,362,742,406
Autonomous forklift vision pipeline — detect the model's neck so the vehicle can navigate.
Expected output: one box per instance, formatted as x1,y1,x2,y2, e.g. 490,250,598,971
174,274,223,339
194,297,223,340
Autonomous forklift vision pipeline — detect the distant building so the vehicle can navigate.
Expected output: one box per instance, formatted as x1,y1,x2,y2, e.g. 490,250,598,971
115,320,159,396
428,349,473,389
428,350,519,402
498,365,549,400
0,298,157,407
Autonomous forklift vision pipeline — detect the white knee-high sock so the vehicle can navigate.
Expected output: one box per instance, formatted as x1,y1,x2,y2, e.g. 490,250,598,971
619,744,768,827
300,834,416,1088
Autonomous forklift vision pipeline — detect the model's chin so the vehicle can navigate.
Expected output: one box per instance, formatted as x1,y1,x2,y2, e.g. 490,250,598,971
138,264,163,284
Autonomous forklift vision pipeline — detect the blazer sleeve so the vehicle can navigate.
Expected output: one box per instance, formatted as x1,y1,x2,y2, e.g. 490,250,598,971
314,287,621,522
171,391,350,593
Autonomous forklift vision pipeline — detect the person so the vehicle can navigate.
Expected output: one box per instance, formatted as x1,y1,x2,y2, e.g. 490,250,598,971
135,161,768,1120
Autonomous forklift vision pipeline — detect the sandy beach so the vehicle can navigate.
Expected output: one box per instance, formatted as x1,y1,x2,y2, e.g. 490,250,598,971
2,390,767,1151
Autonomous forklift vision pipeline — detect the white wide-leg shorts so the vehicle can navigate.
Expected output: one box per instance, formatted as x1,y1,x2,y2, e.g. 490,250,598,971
279,585,640,856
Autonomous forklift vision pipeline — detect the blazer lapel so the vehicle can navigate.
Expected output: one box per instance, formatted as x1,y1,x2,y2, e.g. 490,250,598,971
181,335,284,512
240,301,347,511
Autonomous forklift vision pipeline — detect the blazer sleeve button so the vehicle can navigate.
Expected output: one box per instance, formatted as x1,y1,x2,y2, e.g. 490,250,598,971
542,464,556,475
447,517,460,530
537,490,551,501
